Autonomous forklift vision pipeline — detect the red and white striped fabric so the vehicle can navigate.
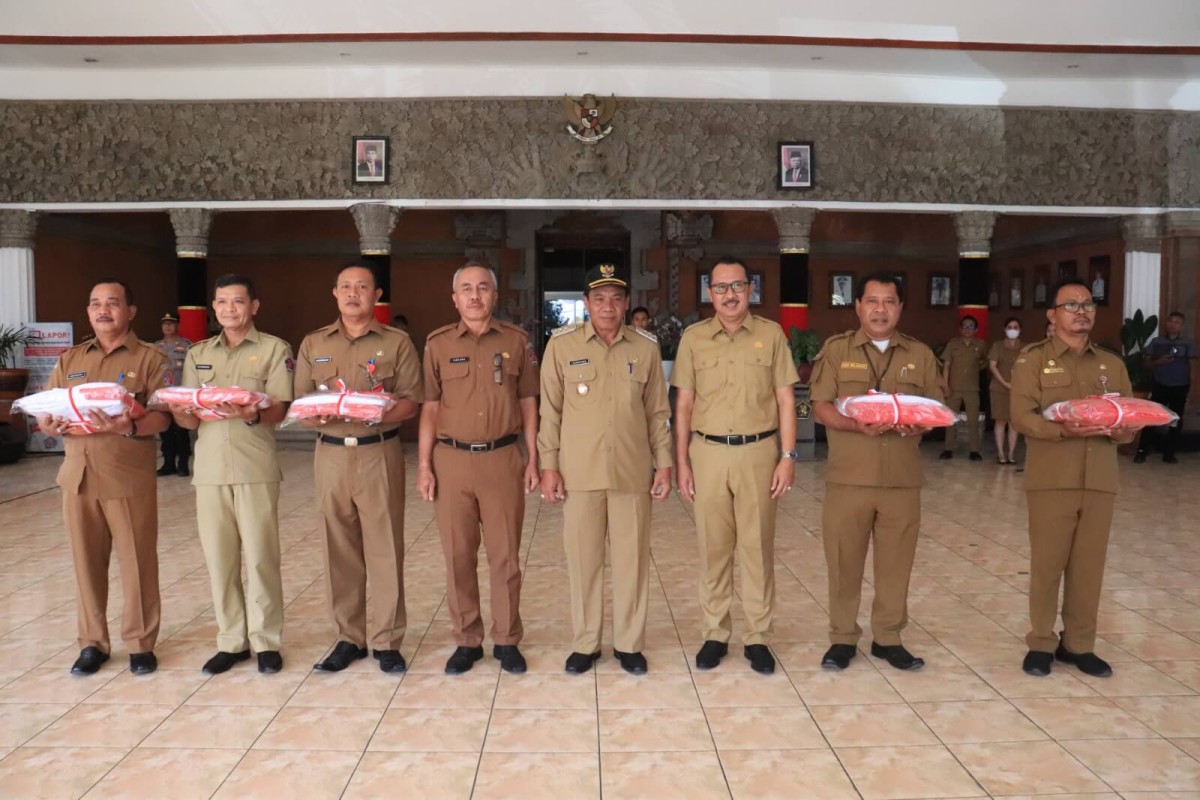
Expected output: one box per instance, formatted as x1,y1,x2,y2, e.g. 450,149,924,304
282,388,397,426
150,386,272,422
1042,394,1178,429
835,391,959,427
12,383,146,433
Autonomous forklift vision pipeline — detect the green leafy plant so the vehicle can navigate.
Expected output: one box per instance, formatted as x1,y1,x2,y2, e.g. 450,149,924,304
652,311,699,361
0,325,39,369
1120,309,1158,392
788,327,822,368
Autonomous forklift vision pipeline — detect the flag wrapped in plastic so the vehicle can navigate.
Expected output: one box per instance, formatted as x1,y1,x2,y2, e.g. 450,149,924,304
835,390,959,427
282,379,396,427
1042,394,1178,429
12,382,147,433
150,386,272,422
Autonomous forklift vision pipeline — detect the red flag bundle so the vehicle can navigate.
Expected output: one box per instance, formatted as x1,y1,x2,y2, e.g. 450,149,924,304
150,386,272,422
1042,394,1178,429
13,383,147,433
835,391,959,428
282,380,396,427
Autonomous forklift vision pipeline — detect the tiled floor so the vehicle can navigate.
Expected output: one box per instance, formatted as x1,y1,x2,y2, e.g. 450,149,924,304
0,442,1199,798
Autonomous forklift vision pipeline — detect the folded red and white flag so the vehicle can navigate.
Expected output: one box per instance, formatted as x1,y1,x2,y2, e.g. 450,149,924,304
150,386,272,422
835,391,959,427
283,380,396,427
1042,394,1178,429
13,382,146,433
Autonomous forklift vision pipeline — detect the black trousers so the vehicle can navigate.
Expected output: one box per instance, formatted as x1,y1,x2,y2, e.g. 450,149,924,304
1140,382,1190,458
160,420,192,469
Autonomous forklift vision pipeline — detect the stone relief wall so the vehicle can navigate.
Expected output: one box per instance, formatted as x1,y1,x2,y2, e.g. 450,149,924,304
1,98,1197,206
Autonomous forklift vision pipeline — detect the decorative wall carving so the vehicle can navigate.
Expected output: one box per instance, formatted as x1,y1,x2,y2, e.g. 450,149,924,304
3,99,1196,207
770,208,818,253
665,212,713,314
1121,214,1164,252
954,211,998,257
349,203,401,255
0,210,38,249
168,208,215,257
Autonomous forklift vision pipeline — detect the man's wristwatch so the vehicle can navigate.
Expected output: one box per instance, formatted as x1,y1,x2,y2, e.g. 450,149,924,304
123,419,138,438
782,449,800,462
245,411,261,427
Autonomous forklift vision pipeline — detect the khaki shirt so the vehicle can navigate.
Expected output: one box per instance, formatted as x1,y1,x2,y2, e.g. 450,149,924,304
44,331,168,498
294,318,423,438
809,329,944,488
183,326,295,486
1010,336,1131,494
423,319,539,442
987,339,1023,390
943,336,986,393
538,323,672,492
670,315,799,434
155,336,191,387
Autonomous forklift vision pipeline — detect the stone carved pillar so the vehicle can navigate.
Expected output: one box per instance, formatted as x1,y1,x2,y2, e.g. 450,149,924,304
350,203,402,324
771,208,817,332
1123,214,1164,334
169,209,216,342
954,211,997,337
664,212,712,315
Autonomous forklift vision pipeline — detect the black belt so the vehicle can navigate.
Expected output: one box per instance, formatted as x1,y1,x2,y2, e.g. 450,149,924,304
438,434,519,453
697,429,778,446
318,428,400,447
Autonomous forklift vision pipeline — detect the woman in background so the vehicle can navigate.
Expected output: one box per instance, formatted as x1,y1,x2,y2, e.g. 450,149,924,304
988,317,1024,464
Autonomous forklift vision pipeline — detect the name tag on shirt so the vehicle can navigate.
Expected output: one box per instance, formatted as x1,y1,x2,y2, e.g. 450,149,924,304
1043,367,1065,374
569,358,589,366
840,361,868,370
449,356,469,364
195,364,213,371
67,371,86,379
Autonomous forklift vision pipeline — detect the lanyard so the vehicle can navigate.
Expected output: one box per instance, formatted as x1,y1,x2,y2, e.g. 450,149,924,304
865,345,898,392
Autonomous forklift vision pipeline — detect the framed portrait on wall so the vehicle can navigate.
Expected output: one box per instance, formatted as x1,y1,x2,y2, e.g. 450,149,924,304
830,273,854,307
1010,268,1024,310
777,141,814,189
1089,255,1111,306
1057,260,1077,281
929,273,953,308
700,272,764,306
1033,265,1051,309
988,272,1001,310
352,135,389,184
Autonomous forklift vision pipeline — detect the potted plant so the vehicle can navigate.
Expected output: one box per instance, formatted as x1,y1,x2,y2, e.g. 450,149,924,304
652,312,698,382
1119,309,1158,396
788,327,822,385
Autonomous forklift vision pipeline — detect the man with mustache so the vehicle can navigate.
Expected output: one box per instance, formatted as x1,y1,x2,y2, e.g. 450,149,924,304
939,315,986,461
673,256,799,675
37,279,172,676
294,264,423,673
810,272,943,672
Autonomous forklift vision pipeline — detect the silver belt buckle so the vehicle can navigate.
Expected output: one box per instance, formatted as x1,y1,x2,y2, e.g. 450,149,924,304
345,436,359,447
469,442,488,452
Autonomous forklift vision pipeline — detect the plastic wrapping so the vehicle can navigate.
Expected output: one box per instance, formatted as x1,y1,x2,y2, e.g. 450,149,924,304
835,391,959,428
12,382,147,433
150,386,272,422
281,387,396,427
1042,394,1178,430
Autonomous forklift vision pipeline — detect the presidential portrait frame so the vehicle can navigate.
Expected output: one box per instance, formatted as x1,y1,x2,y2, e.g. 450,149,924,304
777,141,814,190
352,135,390,184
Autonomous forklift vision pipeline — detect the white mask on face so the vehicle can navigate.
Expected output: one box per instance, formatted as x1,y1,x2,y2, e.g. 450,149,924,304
1006,329,1021,339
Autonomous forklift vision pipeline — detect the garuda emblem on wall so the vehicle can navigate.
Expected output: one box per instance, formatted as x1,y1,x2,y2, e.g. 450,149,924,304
563,94,617,144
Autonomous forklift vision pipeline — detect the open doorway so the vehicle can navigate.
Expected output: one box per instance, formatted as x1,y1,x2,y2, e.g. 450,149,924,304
535,233,629,351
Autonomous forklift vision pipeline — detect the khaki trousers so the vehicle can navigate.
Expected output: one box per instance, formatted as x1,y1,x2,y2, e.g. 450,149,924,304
315,437,407,650
690,436,779,646
433,444,524,647
196,483,284,652
822,484,921,647
562,490,651,654
945,390,982,452
63,479,160,653
1026,489,1115,653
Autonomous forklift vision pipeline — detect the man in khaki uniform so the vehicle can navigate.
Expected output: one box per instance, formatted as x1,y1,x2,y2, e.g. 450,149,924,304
1011,278,1134,678
155,312,193,476
539,265,673,675
673,257,799,675
36,279,171,676
172,274,294,676
418,263,540,676
940,315,986,461
810,272,944,672
295,264,423,673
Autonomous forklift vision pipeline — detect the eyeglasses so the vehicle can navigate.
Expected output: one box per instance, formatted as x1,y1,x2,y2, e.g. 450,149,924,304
493,353,503,385
1053,301,1097,313
710,280,751,296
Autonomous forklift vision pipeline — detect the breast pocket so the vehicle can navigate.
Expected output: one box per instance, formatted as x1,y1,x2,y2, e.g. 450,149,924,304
235,366,269,392
438,361,471,406
310,365,339,392
895,365,928,397
1038,369,1075,404
836,367,871,397
694,356,722,393
565,364,598,405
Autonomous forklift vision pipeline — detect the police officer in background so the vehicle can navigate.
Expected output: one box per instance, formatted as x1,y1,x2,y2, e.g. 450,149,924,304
37,279,171,676
940,315,986,461
538,265,672,675
673,256,799,675
810,272,944,672
418,263,540,676
1011,278,1134,678
173,274,294,675
1135,311,1196,464
155,312,193,476
295,263,423,674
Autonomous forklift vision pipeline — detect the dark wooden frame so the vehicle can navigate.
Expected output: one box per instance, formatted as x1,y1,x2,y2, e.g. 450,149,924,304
830,272,854,307
777,141,814,190
1032,265,1052,309
1009,267,1025,310
351,135,390,184
1088,255,1112,307
928,272,954,308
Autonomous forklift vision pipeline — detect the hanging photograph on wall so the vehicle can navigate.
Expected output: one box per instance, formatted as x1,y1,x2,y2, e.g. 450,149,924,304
929,273,953,308
1010,268,1025,310
988,272,1001,310
1033,265,1051,309
352,135,389,184
1057,259,1077,281
1089,255,1111,306
777,141,814,189
830,273,854,307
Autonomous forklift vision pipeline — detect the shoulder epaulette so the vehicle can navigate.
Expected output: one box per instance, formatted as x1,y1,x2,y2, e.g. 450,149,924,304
496,320,528,337
381,324,411,338
426,323,458,341
633,326,658,343
683,319,710,332
191,335,220,349
1094,343,1121,357
826,331,854,344
551,324,578,338
1020,339,1048,354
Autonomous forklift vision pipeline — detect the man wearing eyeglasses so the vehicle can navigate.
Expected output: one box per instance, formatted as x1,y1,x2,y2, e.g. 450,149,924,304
673,256,799,675
1011,278,1134,679
418,263,540,676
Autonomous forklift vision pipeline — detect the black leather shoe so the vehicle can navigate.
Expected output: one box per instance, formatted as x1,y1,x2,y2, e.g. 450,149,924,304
939,451,953,460
70,646,109,676
374,649,407,673
968,451,983,461
695,640,728,670
202,649,251,675
1055,643,1112,677
177,464,190,477
821,644,857,671
257,651,283,674
129,652,158,675
744,645,776,674
614,650,648,674
156,465,176,476
564,651,600,674
1133,451,1147,464
493,645,527,674
1022,650,1053,676
870,642,924,671
1164,454,1179,464
445,646,484,675
313,641,367,672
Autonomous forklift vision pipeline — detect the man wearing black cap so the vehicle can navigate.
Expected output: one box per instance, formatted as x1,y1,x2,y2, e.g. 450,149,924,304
155,312,193,476
538,264,673,675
